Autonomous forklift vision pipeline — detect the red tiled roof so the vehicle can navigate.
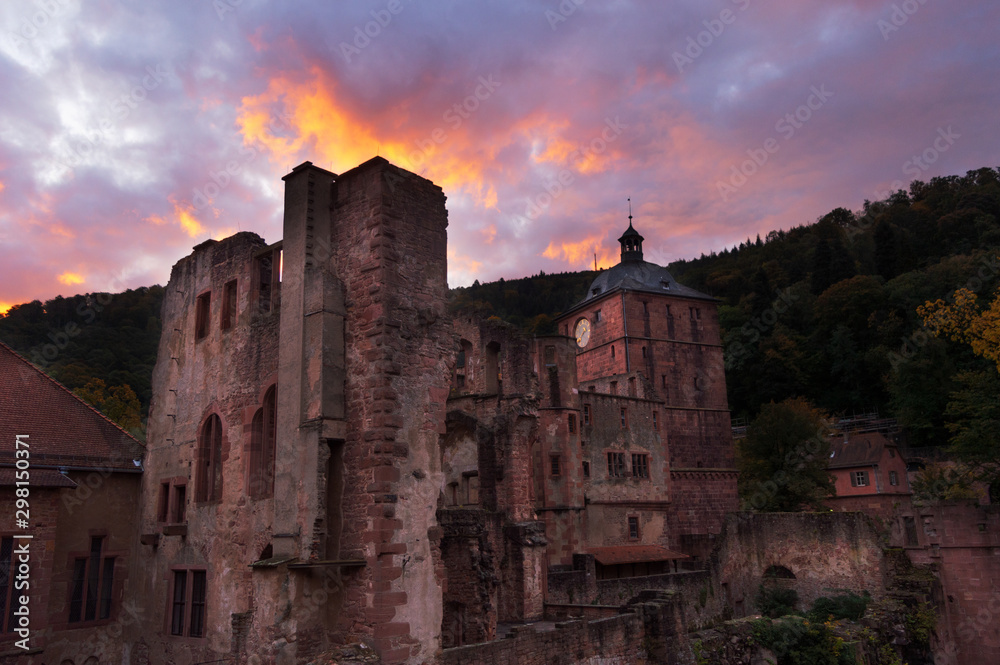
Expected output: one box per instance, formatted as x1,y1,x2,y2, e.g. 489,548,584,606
588,545,689,565
0,341,144,472
0,467,77,488
827,432,895,469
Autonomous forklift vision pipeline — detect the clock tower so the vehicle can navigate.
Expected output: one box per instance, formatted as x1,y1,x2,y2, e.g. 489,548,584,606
556,218,737,557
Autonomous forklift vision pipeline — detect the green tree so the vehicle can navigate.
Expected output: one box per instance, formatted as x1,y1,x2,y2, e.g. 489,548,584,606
74,377,145,438
737,398,835,511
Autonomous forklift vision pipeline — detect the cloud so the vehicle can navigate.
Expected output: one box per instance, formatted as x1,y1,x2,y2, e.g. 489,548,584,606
0,0,998,310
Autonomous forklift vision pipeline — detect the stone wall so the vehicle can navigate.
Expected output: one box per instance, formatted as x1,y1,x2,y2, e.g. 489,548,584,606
440,613,648,665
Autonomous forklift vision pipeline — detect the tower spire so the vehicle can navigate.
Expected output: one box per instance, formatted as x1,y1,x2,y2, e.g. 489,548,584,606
617,199,644,263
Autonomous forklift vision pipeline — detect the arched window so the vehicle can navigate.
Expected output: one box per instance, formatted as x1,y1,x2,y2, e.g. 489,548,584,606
249,387,276,498
196,414,222,502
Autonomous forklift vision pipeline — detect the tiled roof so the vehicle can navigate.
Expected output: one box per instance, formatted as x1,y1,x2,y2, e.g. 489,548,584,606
0,467,77,488
0,341,144,472
588,545,689,565
827,432,894,469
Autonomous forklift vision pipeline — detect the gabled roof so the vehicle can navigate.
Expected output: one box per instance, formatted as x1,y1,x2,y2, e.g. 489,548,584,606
827,432,895,469
0,341,144,473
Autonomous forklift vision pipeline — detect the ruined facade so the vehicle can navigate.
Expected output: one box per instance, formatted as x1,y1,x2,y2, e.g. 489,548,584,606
121,156,738,664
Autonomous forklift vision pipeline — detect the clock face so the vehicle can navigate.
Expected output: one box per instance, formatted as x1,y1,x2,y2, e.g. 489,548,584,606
575,318,592,348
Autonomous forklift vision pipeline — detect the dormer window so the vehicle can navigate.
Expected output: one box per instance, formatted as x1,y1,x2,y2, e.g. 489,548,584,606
592,287,602,296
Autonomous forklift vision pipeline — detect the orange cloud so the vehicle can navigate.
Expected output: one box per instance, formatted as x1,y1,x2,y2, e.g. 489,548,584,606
144,199,205,238
542,234,618,269
482,224,497,244
58,272,85,286
448,248,483,277
236,67,517,210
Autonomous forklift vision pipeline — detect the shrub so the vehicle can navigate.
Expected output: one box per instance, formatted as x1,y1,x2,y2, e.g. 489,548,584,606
757,584,799,618
809,592,870,622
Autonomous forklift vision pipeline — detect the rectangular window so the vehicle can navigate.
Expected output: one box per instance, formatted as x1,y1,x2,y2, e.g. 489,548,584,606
903,516,919,547
652,411,658,430
889,470,898,486
221,279,237,330
550,455,561,477
594,309,602,322
666,305,672,317
583,461,590,478
254,246,282,315
852,471,869,487
642,301,648,315
194,292,211,340
68,537,114,623
466,474,479,504
610,381,618,395
628,516,640,540
171,569,207,638
568,414,576,434
661,374,667,388
620,407,628,429
607,452,626,478
583,404,591,426
0,537,25,633
171,571,186,636
157,482,170,522
632,454,649,479
173,484,186,523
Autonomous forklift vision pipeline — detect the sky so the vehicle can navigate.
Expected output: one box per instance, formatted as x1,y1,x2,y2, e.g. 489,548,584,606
0,0,998,314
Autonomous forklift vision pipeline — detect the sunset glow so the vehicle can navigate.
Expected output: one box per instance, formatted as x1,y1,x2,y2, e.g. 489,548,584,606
0,2,997,308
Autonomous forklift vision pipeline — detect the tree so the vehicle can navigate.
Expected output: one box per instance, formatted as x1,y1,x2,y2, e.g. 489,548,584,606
919,284,1000,492
919,285,1000,371
737,397,836,511
74,377,145,439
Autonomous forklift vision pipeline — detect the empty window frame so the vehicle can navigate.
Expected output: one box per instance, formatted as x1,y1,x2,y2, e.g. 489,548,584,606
583,404,591,426
248,386,277,499
220,280,237,330
632,454,649,479
194,292,211,340
607,452,626,478
627,516,640,540
195,415,223,502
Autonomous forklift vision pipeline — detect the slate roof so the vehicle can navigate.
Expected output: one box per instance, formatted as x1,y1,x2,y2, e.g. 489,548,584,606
0,340,144,473
0,467,77,488
827,432,894,469
588,545,689,565
578,260,716,306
